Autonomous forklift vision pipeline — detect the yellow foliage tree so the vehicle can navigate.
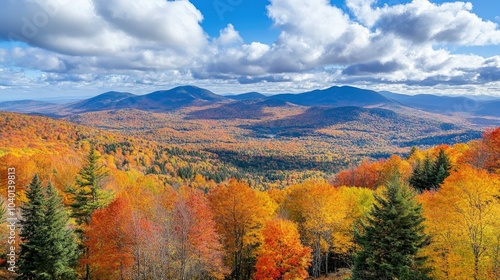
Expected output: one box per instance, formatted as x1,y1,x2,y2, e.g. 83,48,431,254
420,166,500,280
333,186,374,259
284,179,347,278
208,179,277,280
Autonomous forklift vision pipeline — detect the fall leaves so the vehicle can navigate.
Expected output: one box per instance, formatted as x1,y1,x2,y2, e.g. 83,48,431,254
2,111,500,279
419,167,500,280
255,219,312,280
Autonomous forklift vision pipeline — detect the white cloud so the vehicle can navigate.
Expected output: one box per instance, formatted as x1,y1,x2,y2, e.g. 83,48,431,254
1,0,500,96
348,0,500,45
200,0,500,89
215,24,243,46
0,0,207,56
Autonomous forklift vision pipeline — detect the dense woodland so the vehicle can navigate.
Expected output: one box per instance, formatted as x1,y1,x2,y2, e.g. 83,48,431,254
0,111,499,279
66,106,481,186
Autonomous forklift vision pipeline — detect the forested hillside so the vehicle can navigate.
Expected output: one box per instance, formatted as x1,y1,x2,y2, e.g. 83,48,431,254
0,112,499,279
66,104,482,186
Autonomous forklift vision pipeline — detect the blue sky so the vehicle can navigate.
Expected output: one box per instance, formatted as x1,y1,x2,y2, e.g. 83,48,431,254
0,0,499,100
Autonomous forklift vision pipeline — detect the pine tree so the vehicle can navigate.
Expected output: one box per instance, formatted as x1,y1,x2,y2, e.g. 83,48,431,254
406,146,418,160
352,176,432,280
410,150,451,192
421,154,435,190
68,146,111,228
66,146,112,280
433,148,451,187
18,174,45,279
409,160,423,190
18,176,78,280
41,184,78,279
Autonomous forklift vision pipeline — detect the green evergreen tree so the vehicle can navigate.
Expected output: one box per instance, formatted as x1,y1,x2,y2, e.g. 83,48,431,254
410,149,451,192
409,159,424,190
433,148,451,187
352,176,432,280
18,175,78,280
66,146,112,280
68,146,111,229
19,174,45,279
41,184,78,279
409,154,435,191
406,146,418,160
422,154,435,190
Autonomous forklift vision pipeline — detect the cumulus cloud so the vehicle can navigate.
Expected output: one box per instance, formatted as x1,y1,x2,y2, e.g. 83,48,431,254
1,0,500,96
342,60,405,76
0,0,207,56
215,24,243,46
371,0,500,45
199,0,500,90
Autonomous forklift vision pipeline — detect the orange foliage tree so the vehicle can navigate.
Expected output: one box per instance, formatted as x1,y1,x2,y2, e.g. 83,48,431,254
483,128,500,173
208,179,276,279
334,156,411,189
83,197,134,280
173,187,226,279
459,127,500,173
334,159,381,189
255,219,312,280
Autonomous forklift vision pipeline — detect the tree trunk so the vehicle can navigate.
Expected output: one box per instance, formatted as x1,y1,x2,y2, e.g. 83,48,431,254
325,251,329,275
313,234,321,278
85,263,90,280
474,246,479,280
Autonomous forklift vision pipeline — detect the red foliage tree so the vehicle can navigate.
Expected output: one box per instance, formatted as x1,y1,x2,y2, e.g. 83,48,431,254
173,187,226,279
255,219,312,280
83,197,134,280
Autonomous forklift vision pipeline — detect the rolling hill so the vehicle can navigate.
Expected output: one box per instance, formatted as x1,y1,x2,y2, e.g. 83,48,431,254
243,105,479,143
271,86,394,107
65,86,227,113
0,100,59,113
188,98,297,120
227,92,267,100
380,91,500,117
68,91,136,113
1,85,498,126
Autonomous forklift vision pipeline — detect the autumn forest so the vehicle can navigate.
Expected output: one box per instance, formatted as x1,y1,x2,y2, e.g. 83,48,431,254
0,107,499,280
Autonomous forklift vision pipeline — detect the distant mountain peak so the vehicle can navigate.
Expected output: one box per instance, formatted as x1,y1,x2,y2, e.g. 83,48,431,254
146,86,225,102
229,92,267,100
271,85,393,107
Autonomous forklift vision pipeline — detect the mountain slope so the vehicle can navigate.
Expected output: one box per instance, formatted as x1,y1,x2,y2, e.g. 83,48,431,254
380,91,500,117
114,85,227,111
67,91,136,113
0,100,59,113
188,98,296,120
244,106,480,146
228,92,267,100
272,86,394,107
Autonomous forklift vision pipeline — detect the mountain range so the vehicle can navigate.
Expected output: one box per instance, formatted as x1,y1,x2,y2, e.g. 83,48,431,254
1,85,499,127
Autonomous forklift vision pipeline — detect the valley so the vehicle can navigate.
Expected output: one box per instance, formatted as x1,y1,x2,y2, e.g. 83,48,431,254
1,85,499,279
1,85,495,186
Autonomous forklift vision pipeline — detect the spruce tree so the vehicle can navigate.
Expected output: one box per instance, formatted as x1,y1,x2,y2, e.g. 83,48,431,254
41,184,78,279
433,148,451,186
421,154,435,190
352,176,432,280
409,160,423,190
19,174,45,279
68,146,111,228
409,156,434,191
66,146,112,280
410,149,451,192
18,176,78,280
